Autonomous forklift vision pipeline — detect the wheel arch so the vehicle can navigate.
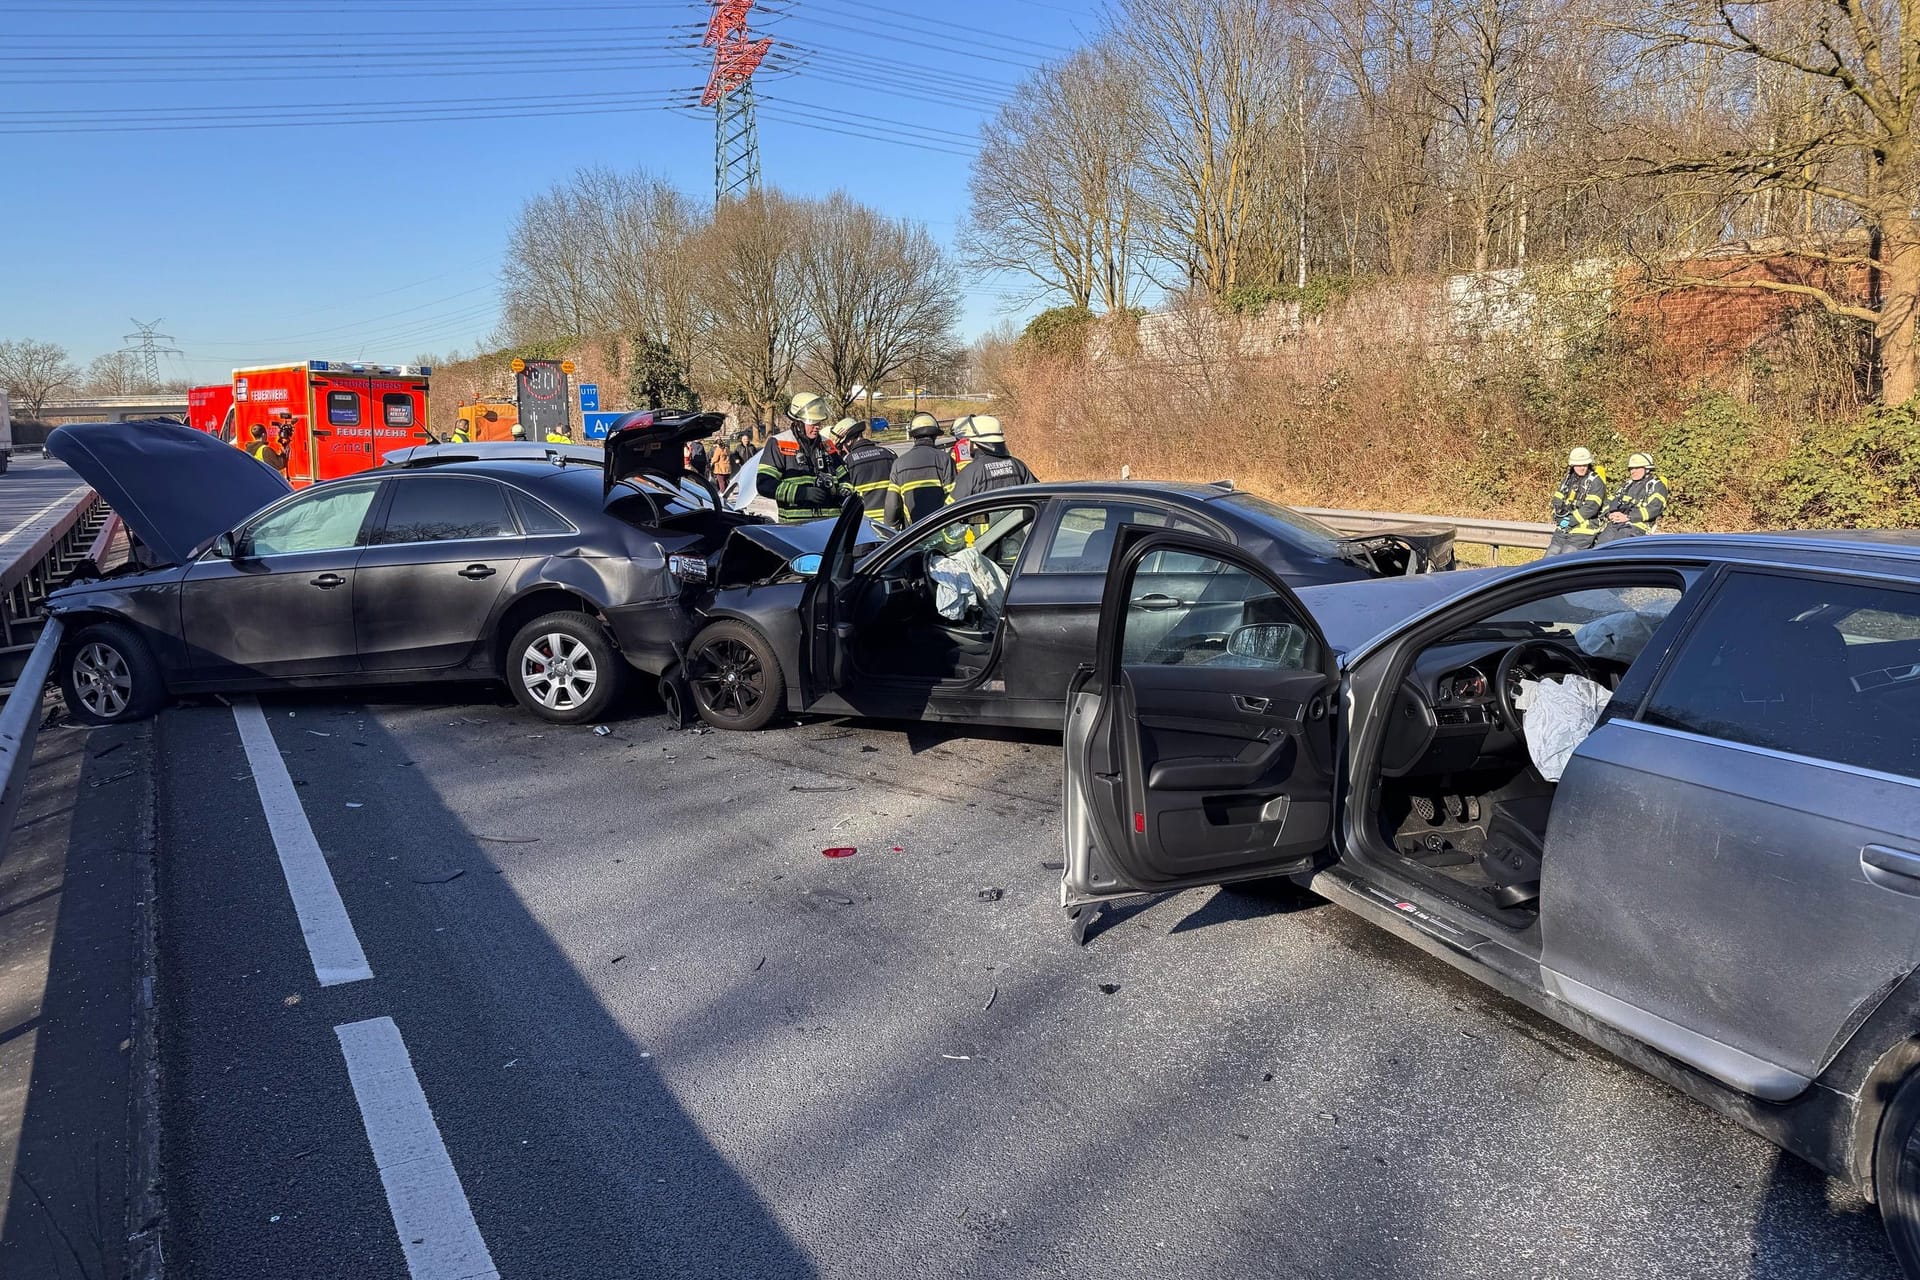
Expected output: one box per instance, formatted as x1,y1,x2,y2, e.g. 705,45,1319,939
690,612,796,709
491,587,606,676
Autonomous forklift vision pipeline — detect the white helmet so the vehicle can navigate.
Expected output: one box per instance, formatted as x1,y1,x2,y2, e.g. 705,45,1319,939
967,415,1004,445
788,393,831,426
826,417,863,445
1567,447,1594,467
952,415,977,439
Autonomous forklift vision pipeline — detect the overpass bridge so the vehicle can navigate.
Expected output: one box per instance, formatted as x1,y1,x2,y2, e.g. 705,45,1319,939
33,393,191,423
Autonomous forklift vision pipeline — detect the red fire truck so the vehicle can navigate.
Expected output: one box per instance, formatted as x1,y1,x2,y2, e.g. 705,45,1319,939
231,361,433,486
186,383,235,436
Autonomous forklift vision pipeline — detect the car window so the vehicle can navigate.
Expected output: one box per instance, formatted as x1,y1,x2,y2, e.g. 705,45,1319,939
1643,571,1920,779
373,476,517,545
1119,547,1315,670
1036,502,1212,573
509,489,575,536
244,483,379,556
1453,583,1683,664
1214,491,1345,554
905,504,1035,577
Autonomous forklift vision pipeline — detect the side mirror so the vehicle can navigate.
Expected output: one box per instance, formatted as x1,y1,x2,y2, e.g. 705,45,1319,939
213,531,238,560
790,553,823,579
1227,622,1306,666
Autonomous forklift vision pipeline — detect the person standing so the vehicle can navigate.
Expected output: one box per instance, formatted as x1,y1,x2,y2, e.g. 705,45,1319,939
1595,453,1670,544
1544,446,1608,557
826,417,896,523
247,423,288,473
449,417,471,444
707,433,735,489
884,412,955,529
757,393,844,524
685,435,709,480
947,417,1035,503
545,423,574,445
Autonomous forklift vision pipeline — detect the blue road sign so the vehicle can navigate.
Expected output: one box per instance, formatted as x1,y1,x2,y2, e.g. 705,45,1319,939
579,383,600,412
582,411,624,441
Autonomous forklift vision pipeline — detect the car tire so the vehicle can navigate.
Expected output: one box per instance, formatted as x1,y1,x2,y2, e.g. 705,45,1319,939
506,611,625,725
61,621,165,725
686,619,785,732
1876,1066,1920,1275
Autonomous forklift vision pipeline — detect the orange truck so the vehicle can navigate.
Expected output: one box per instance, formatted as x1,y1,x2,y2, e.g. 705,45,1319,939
231,360,432,486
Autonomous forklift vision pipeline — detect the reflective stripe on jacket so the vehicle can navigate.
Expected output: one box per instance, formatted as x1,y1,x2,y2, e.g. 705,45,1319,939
1551,470,1609,535
839,440,896,522
757,429,843,523
885,442,955,528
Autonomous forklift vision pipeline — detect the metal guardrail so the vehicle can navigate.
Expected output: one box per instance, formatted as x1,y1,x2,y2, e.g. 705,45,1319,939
1298,506,1555,560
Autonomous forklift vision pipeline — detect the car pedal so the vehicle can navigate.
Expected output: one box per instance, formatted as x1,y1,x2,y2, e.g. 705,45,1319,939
1443,794,1466,821
1464,795,1483,823
1410,796,1437,823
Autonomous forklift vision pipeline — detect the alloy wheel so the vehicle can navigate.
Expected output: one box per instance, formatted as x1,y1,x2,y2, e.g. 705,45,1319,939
691,637,763,722
73,642,133,718
521,632,600,711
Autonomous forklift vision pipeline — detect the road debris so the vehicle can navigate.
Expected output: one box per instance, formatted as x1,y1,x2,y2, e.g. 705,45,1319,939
982,986,998,1012
611,955,628,965
89,768,135,788
791,784,853,793
306,730,330,738
752,956,766,971
92,742,125,759
593,725,611,736
821,846,857,858
345,802,363,809
411,869,466,885
860,745,879,753
941,1053,972,1061
1098,982,1121,995
283,995,301,1007
475,835,541,844
808,888,855,905
1040,860,1064,871
976,886,1004,902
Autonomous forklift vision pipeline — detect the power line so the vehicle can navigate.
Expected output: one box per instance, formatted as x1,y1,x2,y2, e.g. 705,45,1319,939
122,319,182,387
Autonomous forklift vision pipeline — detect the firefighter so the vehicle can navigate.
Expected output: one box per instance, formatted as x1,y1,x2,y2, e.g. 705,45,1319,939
1544,446,1608,557
757,393,844,523
950,415,977,471
449,417,471,444
884,412,954,529
1595,453,1669,544
826,417,895,523
247,423,288,474
545,423,574,445
510,422,527,441
947,416,1034,503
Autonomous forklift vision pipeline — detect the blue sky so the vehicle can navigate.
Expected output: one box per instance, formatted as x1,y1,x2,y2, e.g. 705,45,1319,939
1,0,1105,382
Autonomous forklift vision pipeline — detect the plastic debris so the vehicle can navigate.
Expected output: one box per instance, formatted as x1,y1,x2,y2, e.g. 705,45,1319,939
1098,982,1121,995
822,846,857,858
860,745,879,754
941,1054,972,1061
89,769,136,789
282,995,301,1007
976,886,1004,902
611,955,628,965
889,845,904,854
345,802,363,809
411,868,466,884
593,725,611,736
307,730,330,738
475,835,541,844
982,986,998,1012
791,784,853,793
752,956,766,971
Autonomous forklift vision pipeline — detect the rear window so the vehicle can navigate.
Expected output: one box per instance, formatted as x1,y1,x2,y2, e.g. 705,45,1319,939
326,391,361,426
1215,491,1344,553
373,476,516,544
382,393,415,428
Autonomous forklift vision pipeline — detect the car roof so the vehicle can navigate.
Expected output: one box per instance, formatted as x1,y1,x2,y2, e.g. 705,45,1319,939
1586,531,1920,579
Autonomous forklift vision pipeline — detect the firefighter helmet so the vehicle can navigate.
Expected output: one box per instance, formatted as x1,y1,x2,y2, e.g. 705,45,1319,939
967,415,1005,445
952,415,977,439
787,393,831,426
1567,447,1594,467
908,412,940,438
827,417,865,445
1628,452,1653,470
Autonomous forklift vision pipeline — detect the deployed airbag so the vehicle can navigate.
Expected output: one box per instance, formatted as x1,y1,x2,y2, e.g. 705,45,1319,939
930,547,1008,622
1514,675,1612,782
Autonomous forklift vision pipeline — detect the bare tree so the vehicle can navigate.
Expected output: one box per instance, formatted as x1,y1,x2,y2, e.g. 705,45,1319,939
83,348,151,395
802,195,963,414
1622,0,1920,400
690,191,809,434
964,42,1148,312
0,339,79,419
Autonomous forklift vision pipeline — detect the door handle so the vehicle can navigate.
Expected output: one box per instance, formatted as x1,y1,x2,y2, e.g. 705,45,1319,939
1233,694,1271,714
1134,593,1185,611
310,573,346,589
458,564,496,580
1863,845,1920,893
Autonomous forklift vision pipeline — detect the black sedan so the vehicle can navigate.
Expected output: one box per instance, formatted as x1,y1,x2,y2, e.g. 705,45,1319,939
674,482,1454,731
43,415,852,726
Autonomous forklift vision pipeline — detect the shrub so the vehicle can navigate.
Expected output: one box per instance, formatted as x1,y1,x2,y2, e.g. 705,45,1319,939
1652,392,1759,515
1019,305,1095,359
1759,403,1920,528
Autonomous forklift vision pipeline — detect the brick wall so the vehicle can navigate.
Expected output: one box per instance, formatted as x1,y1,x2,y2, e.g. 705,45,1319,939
1619,254,1871,376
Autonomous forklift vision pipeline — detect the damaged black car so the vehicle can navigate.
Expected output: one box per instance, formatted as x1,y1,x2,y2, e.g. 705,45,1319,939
42,414,863,726
673,481,1455,732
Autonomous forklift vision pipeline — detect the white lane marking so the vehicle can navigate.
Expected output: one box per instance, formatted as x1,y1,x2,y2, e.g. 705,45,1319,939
232,698,373,986
336,1018,499,1280
0,484,91,545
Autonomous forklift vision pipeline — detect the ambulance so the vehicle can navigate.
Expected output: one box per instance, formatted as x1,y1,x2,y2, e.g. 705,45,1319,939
231,361,433,486
186,383,235,436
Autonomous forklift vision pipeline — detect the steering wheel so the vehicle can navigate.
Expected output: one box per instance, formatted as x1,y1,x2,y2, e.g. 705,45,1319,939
1495,638,1596,730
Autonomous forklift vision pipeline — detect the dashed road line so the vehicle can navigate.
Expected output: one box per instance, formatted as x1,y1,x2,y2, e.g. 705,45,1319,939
335,1017,498,1280
232,698,372,986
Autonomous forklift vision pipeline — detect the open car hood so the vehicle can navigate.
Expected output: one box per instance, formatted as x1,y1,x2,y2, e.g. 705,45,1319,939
602,411,729,495
47,420,291,567
725,518,883,564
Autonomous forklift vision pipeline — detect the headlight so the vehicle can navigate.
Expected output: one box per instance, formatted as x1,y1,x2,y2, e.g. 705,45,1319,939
668,553,710,584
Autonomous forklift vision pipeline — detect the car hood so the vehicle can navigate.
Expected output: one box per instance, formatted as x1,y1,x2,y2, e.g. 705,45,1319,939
47,420,291,567
603,411,730,494
1297,566,1510,658
727,517,885,562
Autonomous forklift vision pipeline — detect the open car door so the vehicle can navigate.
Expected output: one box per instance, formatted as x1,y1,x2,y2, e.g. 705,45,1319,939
1063,529,1341,923
797,496,870,705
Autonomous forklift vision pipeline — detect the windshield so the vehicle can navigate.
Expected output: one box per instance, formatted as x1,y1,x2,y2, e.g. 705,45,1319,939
1215,491,1345,553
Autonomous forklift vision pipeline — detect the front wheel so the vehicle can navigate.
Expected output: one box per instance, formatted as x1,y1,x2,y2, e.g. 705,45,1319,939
505,611,625,725
60,621,165,725
685,620,785,731
1875,1065,1920,1276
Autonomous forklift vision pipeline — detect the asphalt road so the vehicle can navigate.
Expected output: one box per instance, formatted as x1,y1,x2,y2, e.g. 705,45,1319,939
0,454,87,545
149,688,1903,1280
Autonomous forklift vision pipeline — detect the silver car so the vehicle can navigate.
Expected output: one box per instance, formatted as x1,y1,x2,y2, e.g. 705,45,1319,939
1060,528,1920,1273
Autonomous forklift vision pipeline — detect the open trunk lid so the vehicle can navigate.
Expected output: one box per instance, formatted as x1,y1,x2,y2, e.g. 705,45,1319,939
602,411,729,495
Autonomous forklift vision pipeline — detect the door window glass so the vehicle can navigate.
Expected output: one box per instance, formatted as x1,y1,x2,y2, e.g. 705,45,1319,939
892,505,1034,625
1037,502,1212,573
382,393,415,428
326,391,361,426
509,489,575,536
244,483,379,556
1120,548,1314,669
1643,571,1920,778
373,477,516,545
1454,583,1683,665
